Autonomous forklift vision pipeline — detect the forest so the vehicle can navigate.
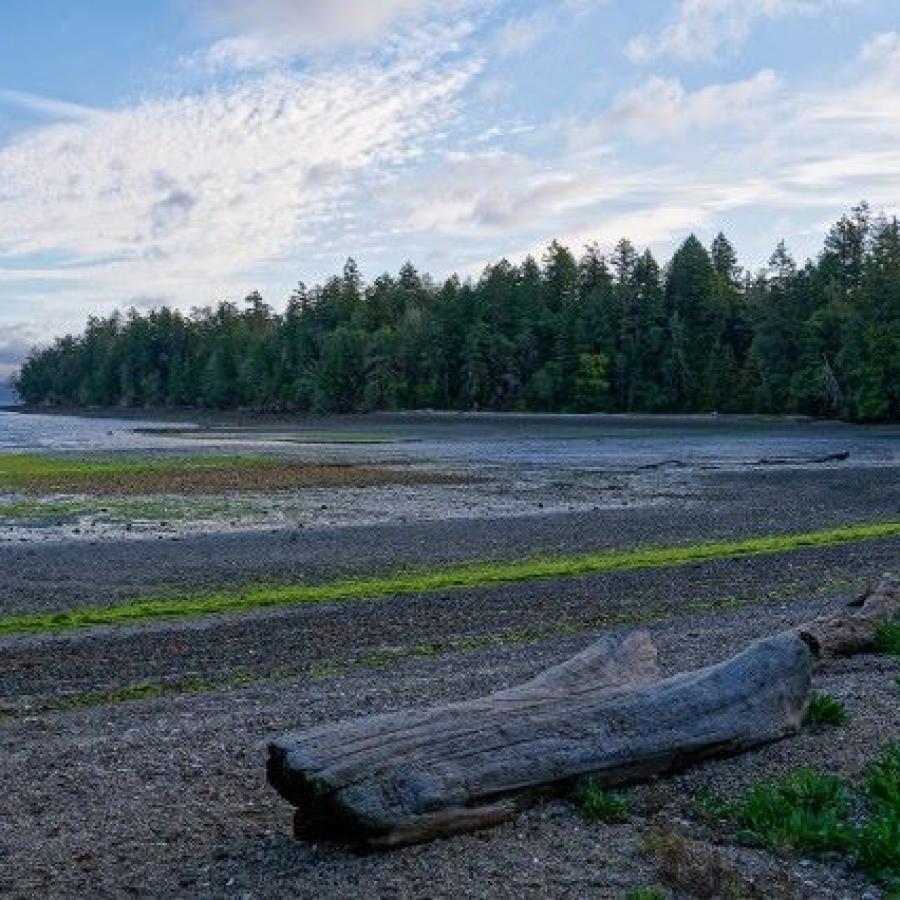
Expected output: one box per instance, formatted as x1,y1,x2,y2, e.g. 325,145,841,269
13,203,900,421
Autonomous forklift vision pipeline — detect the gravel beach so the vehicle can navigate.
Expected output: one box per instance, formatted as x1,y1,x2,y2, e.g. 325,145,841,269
1,412,898,898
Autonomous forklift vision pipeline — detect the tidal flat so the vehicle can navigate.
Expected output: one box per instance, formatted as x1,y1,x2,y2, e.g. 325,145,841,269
0,410,898,898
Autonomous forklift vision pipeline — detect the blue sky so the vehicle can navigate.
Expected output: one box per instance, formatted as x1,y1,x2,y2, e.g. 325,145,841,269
1,0,899,374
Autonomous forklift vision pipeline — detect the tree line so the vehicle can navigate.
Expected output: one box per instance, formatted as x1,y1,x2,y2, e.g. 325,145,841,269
13,203,900,421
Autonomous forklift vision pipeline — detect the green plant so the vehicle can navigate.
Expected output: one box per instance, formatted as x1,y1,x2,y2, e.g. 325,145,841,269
719,754,900,891
624,888,667,900
0,452,266,486
864,744,900,815
857,744,900,892
731,768,852,854
803,691,847,727
576,781,629,824
855,743,900,896
854,812,900,889
692,789,734,827
875,621,900,657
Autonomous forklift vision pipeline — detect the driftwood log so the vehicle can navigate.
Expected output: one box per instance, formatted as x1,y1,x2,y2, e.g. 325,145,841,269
267,573,898,847
798,571,898,658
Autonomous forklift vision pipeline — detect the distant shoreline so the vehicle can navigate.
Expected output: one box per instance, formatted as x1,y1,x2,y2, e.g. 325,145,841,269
2,404,821,423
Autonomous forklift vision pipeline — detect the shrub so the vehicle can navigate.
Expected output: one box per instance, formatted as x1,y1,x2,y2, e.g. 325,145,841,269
803,691,847,727
576,781,629,824
692,788,733,828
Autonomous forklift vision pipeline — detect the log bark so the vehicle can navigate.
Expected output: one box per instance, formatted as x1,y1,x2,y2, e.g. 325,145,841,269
267,573,897,848
268,630,811,846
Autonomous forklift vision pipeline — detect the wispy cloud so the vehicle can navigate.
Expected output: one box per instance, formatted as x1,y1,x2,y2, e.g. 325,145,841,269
627,0,858,63
590,69,779,141
191,0,448,69
859,30,900,80
399,149,632,236
495,12,553,57
493,0,613,59
0,88,101,121
0,27,479,311
392,31,900,270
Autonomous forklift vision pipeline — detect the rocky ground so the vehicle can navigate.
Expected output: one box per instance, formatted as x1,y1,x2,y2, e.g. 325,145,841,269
0,414,898,898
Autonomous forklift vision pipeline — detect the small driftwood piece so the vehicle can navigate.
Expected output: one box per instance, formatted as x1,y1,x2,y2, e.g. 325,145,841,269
267,573,897,848
798,572,899,658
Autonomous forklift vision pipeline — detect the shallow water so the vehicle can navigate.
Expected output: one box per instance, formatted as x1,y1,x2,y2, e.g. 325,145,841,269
401,425,900,470
0,411,191,452
0,410,897,471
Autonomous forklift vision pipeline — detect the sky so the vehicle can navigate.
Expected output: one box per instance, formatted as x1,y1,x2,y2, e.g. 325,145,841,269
1,0,900,376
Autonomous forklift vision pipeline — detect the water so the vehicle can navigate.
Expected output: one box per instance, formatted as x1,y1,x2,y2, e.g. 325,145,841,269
0,410,897,471
408,424,900,470
0,411,190,452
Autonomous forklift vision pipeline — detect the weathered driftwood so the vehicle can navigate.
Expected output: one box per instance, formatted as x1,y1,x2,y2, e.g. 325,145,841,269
267,573,897,848
268,631,810,846
798,572,899,658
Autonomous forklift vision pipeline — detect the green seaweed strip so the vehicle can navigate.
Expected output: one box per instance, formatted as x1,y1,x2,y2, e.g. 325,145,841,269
2,521,899,636
0,577,858,721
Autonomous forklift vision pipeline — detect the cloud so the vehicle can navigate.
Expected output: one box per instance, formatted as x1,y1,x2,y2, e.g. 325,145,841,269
401,149,633,235
0,323,41,377
191,0,443,68
592,69,779,141
564,37,900,252
493,0,614,59
860,30,900,78
390,31,900,273
5,9,900,348
626,0,857,63
0,88,101,122
0,27,478,315
561,0,612,10
150,187,198,236
495,12,553,57
397,70,782,240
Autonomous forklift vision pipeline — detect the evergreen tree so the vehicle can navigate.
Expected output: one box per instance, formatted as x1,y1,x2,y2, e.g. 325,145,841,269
12,203,900,422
